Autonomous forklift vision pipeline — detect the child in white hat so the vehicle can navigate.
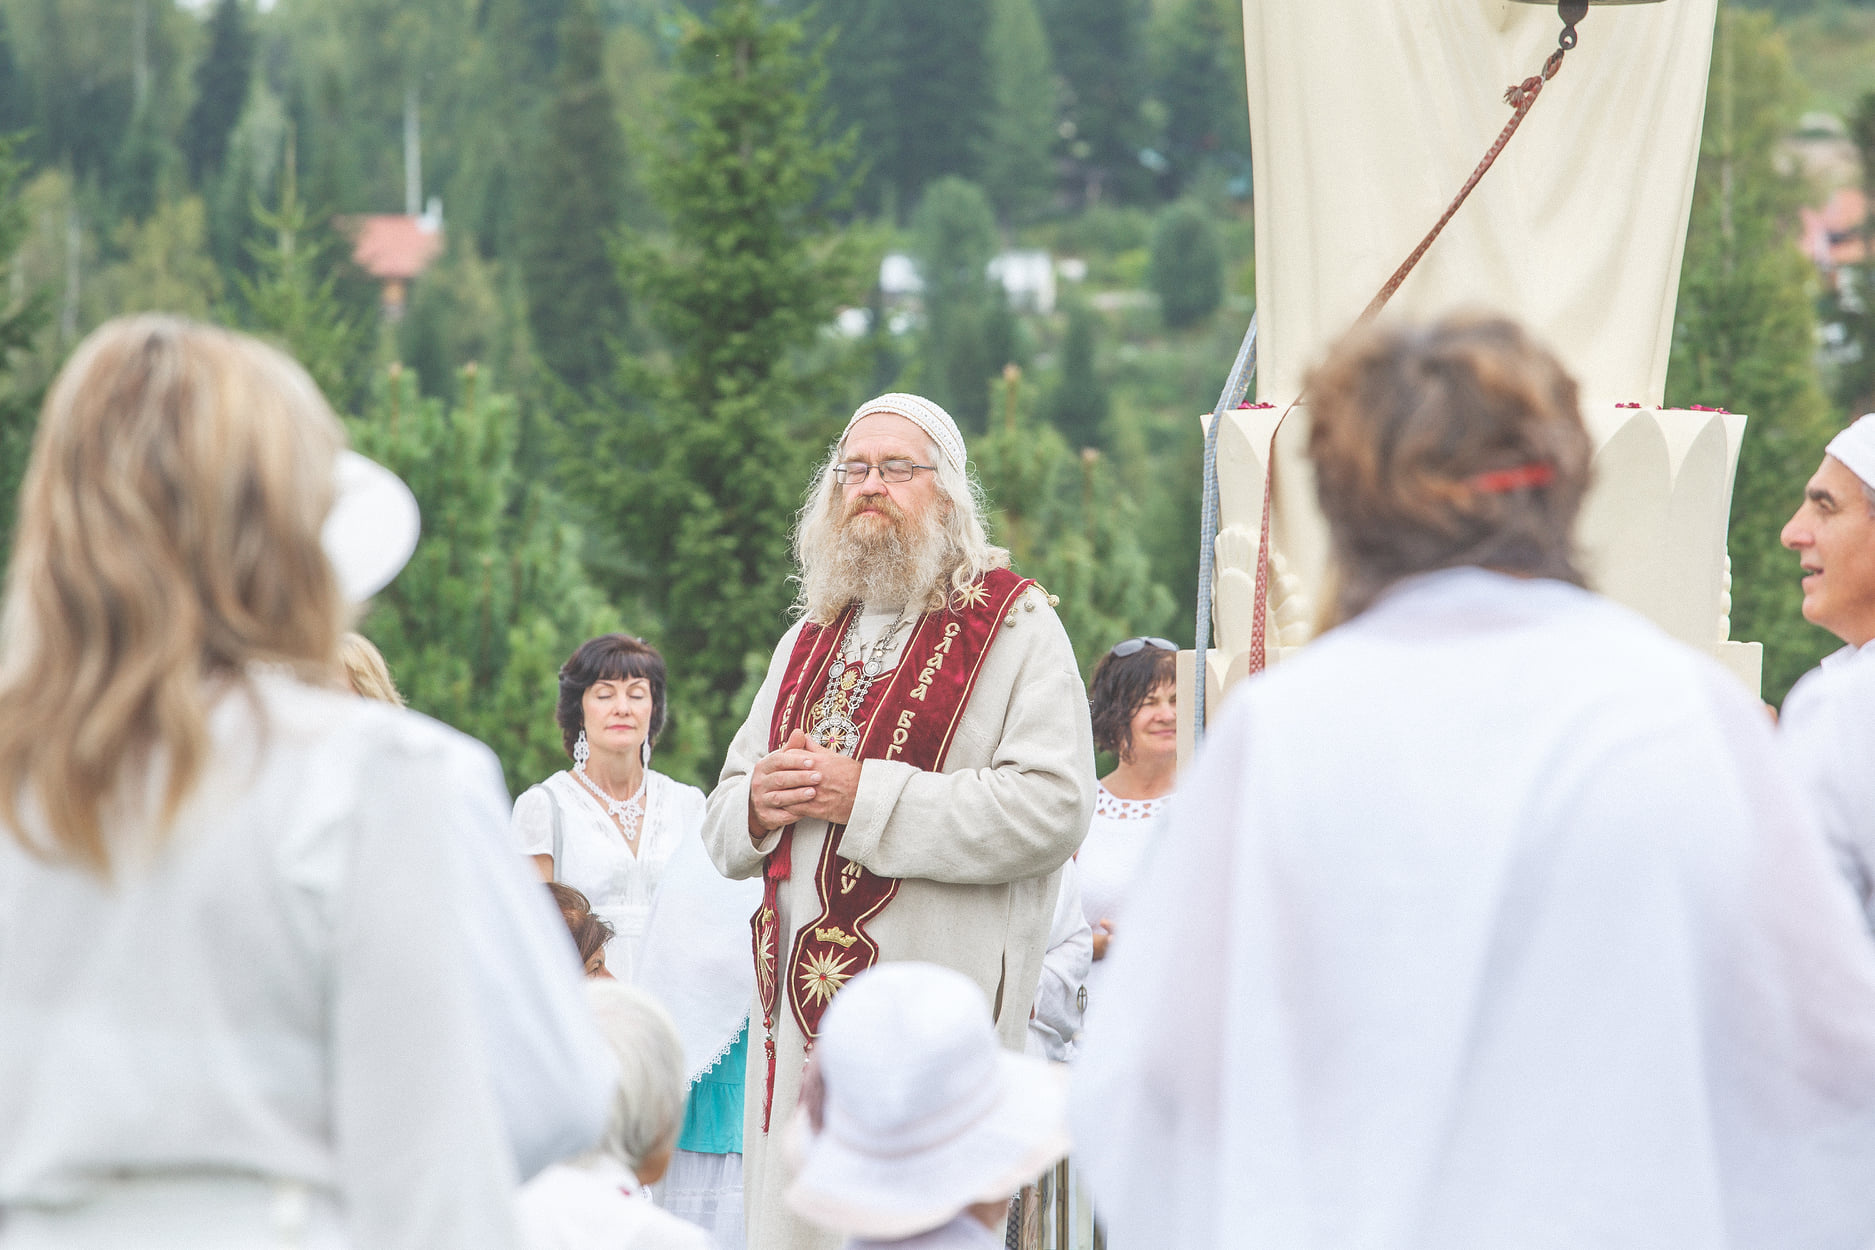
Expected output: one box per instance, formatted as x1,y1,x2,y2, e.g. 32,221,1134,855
785,963,1071,1249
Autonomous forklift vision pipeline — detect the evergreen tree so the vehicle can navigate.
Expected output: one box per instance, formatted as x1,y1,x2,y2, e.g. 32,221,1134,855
0,135,51,552
975,372,1175,674
1040,0,1150,204
791,0,904,217
886,0,991,207
562,0,855,781
515,0,630,396
237,145,369,415
1044,299,1109,449
0,9,28,139
1149,200,1222,329
351,364,621,791
184,0,254,187
1666,9,1836,703
977,0,1058,225
911,176,1000,430
1151,0,1247,196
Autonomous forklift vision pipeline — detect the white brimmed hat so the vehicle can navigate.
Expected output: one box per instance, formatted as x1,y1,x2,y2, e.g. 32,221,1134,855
321,450,421,603
784,963,1070,1241
1827,413,1875,491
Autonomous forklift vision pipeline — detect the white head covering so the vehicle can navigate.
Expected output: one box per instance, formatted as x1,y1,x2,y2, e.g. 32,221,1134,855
322,451,421,602
786,963,1069,1241
1827,413,1875,490
842,393,966,472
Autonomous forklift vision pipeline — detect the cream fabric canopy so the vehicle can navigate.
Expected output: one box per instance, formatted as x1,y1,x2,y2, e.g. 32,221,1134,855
1242,0,1718,407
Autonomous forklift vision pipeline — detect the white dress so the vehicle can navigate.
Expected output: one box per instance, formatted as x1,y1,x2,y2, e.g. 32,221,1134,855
511,768,706,982
0,673,613,1250
1074,784,1168,1015
1072,569,1875,1250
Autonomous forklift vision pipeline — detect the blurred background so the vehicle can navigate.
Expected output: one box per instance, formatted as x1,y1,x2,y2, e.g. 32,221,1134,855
0,0,1859,786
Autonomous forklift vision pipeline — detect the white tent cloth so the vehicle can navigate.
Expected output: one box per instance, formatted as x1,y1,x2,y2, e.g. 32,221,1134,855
1072,569,1875,1250
1243,0,1717,407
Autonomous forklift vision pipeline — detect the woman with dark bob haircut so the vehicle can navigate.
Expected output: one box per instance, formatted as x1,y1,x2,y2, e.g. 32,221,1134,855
1074,313,1875,1249
1075,635,1179,998
510,633,760,1246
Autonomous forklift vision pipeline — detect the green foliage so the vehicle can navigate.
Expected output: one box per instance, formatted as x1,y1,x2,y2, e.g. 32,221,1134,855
975,376,1175,675
562,0,855,785
1045,299,1109,449
887,1,990,208
977,0,1056,225
0,134,51,551
516,0,631,396
911,176,1000,430
1040,0,1150,204
184,0,255,186
90,195,222,320
1148,200,1222,329
351,364,620,793
236,150,369,415
1150,0,1250,196
1667,8,1837,703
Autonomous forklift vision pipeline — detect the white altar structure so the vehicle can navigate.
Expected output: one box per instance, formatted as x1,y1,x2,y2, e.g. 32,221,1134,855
1184,0,1759,750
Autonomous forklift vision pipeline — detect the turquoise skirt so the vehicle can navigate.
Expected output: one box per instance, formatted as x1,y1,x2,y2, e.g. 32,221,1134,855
676,1021,747,1155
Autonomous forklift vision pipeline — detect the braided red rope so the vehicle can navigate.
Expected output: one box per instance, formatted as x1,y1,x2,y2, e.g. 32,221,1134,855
1244,40,1573,678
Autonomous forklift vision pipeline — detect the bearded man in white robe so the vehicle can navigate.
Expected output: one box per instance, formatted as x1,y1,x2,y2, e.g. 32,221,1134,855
702,392,1095,1250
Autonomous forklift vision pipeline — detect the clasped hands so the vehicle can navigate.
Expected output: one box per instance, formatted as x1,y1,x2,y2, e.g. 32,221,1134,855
747,728,863,838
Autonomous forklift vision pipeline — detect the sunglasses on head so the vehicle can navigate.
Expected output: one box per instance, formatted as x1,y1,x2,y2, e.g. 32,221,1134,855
1110,636,1177,658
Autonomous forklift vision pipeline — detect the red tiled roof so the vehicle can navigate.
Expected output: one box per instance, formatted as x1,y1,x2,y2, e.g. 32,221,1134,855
1801,186,1870,269
346,214,444,281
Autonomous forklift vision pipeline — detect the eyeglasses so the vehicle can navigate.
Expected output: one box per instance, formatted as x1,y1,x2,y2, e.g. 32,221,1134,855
1110,636,1177,657
832,459,936,485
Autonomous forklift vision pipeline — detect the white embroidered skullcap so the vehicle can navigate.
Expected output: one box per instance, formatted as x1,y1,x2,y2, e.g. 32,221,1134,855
1826,413,1875,491
841,393,966,472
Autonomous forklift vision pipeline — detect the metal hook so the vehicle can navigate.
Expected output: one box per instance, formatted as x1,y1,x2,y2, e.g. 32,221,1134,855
1558,0,1588,49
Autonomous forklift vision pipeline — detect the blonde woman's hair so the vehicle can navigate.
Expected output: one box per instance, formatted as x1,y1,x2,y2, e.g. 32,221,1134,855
0,315,348,873
339,631,404,706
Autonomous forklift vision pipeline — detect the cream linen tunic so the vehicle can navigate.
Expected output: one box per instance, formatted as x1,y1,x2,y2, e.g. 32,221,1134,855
0,674,612,1250
703,587,1095,1250
1778,639,1875,932
1073,569,1875,1250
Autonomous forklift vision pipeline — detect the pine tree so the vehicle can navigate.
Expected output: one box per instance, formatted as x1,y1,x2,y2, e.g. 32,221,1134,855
1151,0,1247,196
515,0,630,396
0,135,52,552
911,176,1001,430
184,0,254,187
1044,299,1109,449
790,0,904,217
1666,9,1836,703
976,371,1175,674
1149,200,1223,329
1040,0,1150,204
887,0,991,206
977,0,1058,225
351,364,621,791
561,0,855,782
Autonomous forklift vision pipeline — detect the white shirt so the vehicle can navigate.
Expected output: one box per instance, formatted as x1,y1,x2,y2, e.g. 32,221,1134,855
516,1159,712,1250
1026,858,1092,1061
1073,569,1875,1250
1074,784,1167,1012
0,674,612,1249
511,769,706,981
1779,638,1875,931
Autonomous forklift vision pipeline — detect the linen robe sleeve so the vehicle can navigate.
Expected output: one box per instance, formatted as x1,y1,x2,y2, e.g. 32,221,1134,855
702,621,807,880
333,725,612,1250
838,601,1095,885
1779,666,1875,930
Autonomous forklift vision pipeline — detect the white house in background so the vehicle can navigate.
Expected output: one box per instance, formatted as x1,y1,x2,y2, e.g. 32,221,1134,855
875,249,1062,316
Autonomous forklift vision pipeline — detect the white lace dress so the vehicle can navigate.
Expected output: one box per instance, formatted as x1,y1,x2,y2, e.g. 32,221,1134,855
1075,783,1170,1018
510,769,704,983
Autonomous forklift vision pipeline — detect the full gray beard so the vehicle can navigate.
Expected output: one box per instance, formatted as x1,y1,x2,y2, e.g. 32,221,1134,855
797,504,955,622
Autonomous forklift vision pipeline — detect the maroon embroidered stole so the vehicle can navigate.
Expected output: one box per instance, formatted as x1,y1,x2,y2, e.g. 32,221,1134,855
751,567,1034,1131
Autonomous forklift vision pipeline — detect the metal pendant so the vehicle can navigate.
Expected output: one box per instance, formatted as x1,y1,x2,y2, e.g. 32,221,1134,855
863,659,883,678
809,714,860,756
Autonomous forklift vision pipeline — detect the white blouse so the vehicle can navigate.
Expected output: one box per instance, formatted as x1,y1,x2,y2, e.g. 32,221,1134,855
511,769,706,982
0,673,612,1250
1075,783,1169,1012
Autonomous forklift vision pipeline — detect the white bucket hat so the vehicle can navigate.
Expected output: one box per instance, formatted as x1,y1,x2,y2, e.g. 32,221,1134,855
1827,412,1875,491
784,963,1070,1241
321,450,421,603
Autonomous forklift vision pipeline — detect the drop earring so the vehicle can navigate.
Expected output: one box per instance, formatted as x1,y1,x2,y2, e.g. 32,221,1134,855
573,729,590,769
641,737,652,769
